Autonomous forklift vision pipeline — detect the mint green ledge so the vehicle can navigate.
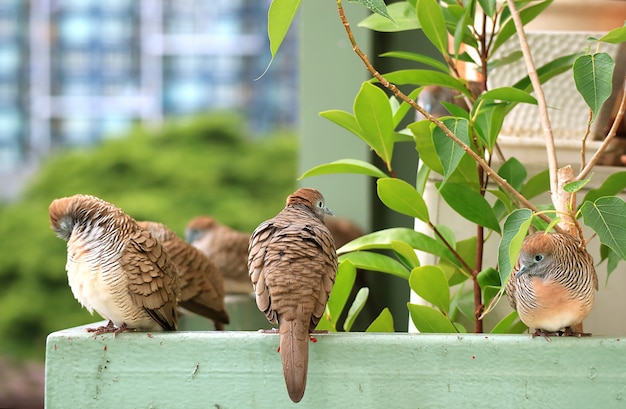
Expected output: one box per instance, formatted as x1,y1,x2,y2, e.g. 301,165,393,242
46,325,626,408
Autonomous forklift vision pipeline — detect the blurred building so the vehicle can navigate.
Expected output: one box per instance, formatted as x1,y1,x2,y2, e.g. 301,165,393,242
0,0,297,196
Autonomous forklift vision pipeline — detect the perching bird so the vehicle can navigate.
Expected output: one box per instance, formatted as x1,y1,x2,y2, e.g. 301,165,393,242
49,194,179,334
137,221,229,330
248,188,338,403
185,216,252,294
506,231,598,339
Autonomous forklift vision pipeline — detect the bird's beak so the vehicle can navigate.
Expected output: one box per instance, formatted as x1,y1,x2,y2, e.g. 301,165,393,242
323,206,334,216
515,265,528,278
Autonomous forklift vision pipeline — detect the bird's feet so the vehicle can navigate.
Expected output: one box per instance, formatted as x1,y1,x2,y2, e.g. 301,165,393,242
531,329,559,341
258,328,279,334
560,326,592,337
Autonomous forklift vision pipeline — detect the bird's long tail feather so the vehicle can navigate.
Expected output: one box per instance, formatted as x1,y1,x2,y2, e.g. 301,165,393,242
279,318,309,403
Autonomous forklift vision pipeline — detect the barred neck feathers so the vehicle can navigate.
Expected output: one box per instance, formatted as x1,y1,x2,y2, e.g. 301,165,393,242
286,188,330,222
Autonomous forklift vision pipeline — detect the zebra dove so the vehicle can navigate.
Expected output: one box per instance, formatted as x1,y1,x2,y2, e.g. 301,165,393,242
248,188,338,403
49,194,179,334
137,221,229,330
185,216,252,294
506,232,598,339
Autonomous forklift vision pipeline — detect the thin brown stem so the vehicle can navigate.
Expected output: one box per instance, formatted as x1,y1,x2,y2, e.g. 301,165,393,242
336,0,559,229
580,110,593,172
474,224,484,333
576,80,626,181
504,0,559,206
430,222,474,276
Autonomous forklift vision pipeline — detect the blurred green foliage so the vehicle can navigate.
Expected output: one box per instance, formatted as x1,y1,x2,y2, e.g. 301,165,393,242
0,112,296,360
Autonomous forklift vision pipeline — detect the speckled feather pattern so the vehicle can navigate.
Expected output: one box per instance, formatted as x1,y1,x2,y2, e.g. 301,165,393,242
49,194,179,331
247,188,338,403
506,232,598,333
137,221,229,329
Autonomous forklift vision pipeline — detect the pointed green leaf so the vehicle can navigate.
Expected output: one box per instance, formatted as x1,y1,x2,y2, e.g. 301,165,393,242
599,26,626,44
407,303,457,333
583,171,626,204
498,157,527,192
339,251,411,279
432,118,470,183
377,177,430,222
600,244,622,281
268,0,302,58
391,239,421,269
359,2,418,32
490,310,526,334
478,0,496,18
409,265,450,313
416,0,448,57
479,87,537,105
350,0,395,22
380,51,450,73
354,82,395,165
326,260,357,329
319,110,362,137
366,308,395,332
564,177,591,193
409,120,444,175
513,52,579,94
498,209,533,283
393,88,423,127
299,159,388,180
437,182,501,233
581,197,626,260
343,287,369,332
521,169,550,199
337,227,459,267
379,70,471,96
473,102,506,150
573,53,615,123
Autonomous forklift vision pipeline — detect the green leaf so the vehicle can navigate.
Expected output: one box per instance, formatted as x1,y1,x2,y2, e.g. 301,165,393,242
379,70,471,96
513,52,580,94
478,0,496,18
393,88,423,127
573,53,615,123
359,2,417,32
416,0,448,57
498,209,533,283
319,110,362,137
407,303,458,333
498,157,527,192
409,120,444,175
432,118,470,183
267,0,302,59
437,182,501,233
599,26,626,44
377,178,430,222
343,287,369,332
380,51,449,73
366,308,395,332
479,87,537,105
490,310,526,334
350,0,395,22
337,227,459,267
521,169,550,199
581,197,626,260
493,0,553,53
354,82,396,166
600,244,622,281
564,177,591,193
409,266,450,313
473,102,506,150
583,172,626,204
339,251,411,279
452,4,474,57
391,240,421,269
326,260,357,329
299,159,388,180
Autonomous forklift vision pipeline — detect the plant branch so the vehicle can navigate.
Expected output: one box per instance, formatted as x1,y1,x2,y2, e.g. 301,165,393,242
336,0,557,229
429,222,474,276
504,0,559,205
576,80,626,181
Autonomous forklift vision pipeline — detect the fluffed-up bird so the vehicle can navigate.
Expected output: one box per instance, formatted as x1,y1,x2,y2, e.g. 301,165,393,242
137,221,229,330
248,188,338,403
506,231,598,339
185,216,252,294
49,194,179,334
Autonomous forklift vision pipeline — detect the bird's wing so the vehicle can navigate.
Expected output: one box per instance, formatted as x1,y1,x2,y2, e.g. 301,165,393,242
121,228,179,330
248,219,280,324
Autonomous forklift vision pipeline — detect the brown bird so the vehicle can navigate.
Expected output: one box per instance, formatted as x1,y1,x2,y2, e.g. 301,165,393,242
185,216,252,294
506,232,598,339
248,188,338,403
137,221,229,330
49,194,179,334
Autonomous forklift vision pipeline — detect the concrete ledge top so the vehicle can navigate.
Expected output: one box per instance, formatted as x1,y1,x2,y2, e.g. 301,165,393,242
45,323,626,408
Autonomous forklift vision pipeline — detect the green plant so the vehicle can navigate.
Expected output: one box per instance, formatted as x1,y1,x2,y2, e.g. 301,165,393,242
266,0,626,334
0,112,296,359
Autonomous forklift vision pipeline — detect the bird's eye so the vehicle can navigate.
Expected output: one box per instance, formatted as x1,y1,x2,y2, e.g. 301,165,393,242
534,254,544,262
317,201,324,208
